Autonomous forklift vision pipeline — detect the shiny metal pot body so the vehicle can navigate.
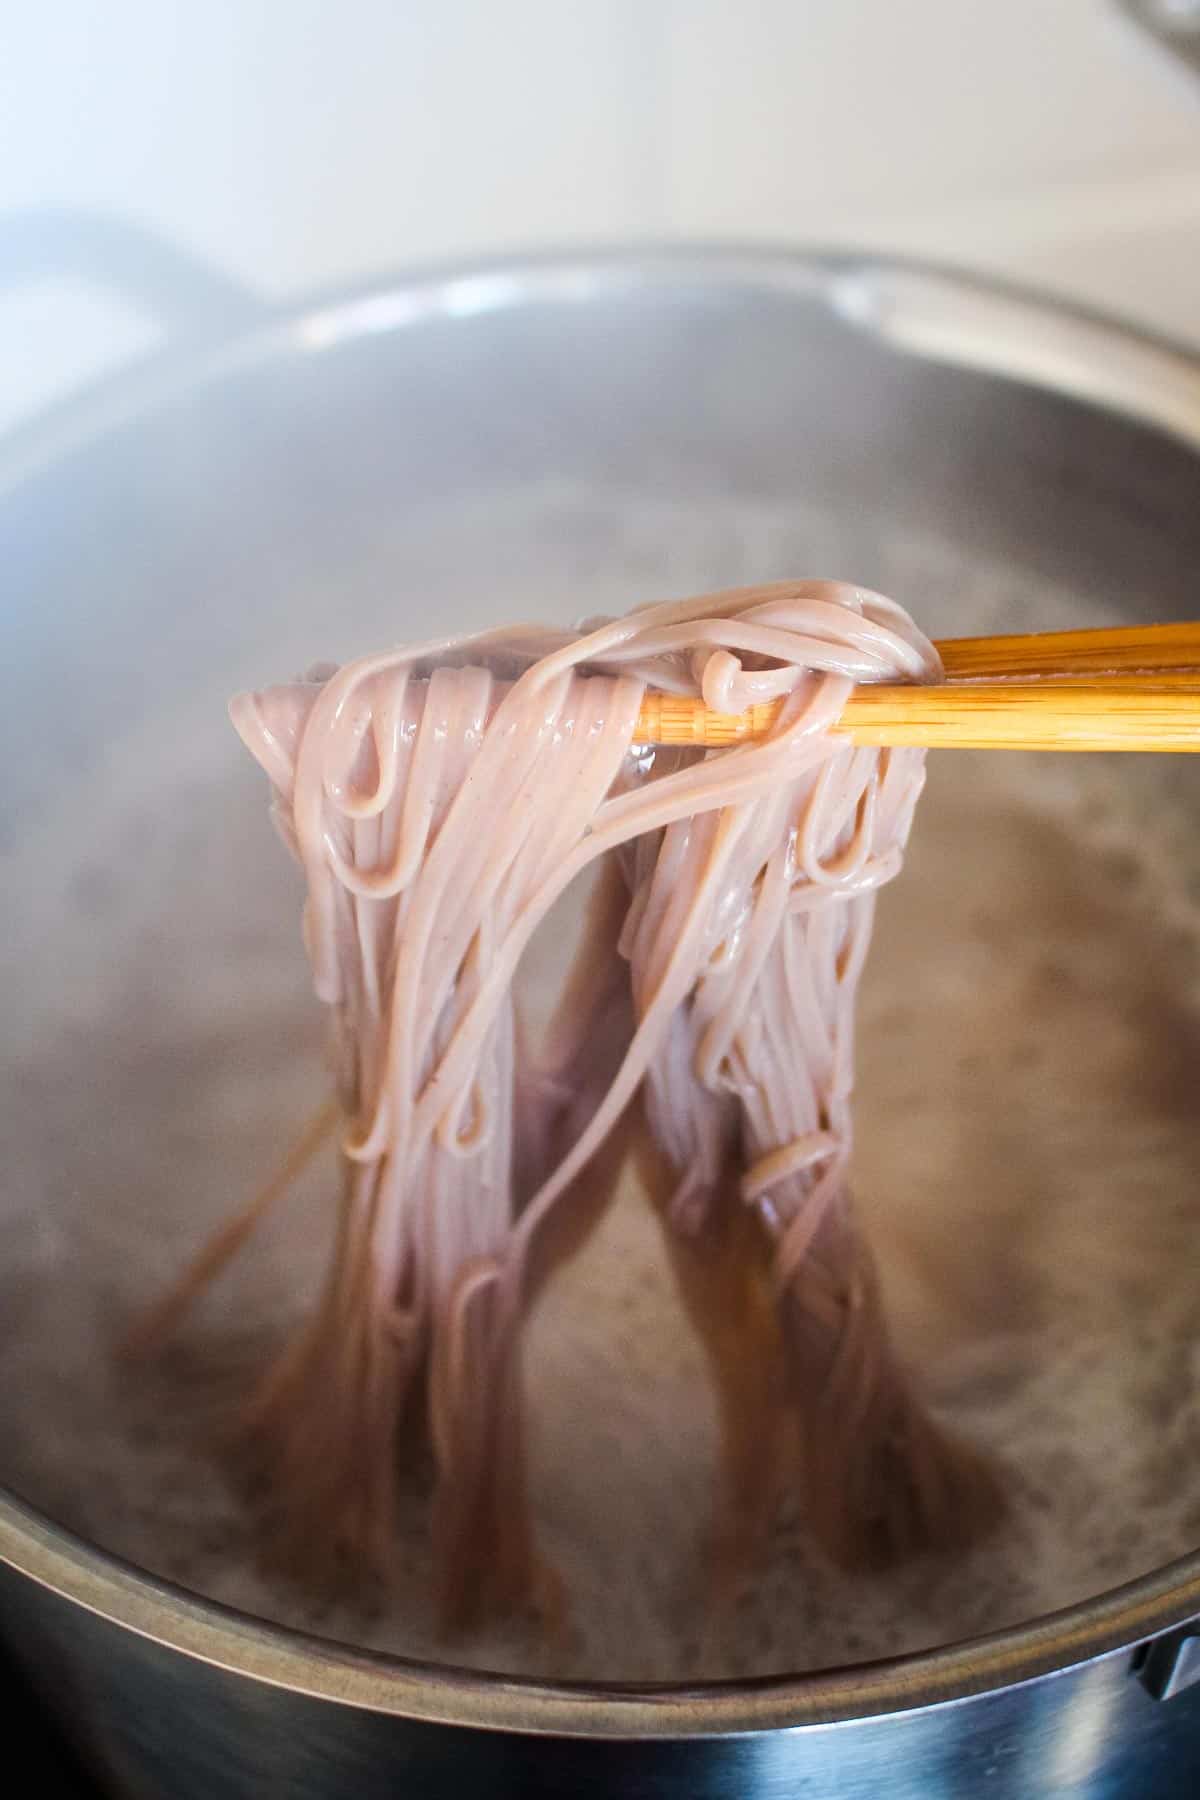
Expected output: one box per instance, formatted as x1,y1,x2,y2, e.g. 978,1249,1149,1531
1,224,1199,1796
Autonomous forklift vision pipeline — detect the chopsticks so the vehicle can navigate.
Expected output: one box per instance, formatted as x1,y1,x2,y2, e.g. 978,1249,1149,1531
936,621,1200,680
633,622,1200,753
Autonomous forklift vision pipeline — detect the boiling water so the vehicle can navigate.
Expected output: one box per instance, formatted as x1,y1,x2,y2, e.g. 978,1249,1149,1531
2,488,1199,1680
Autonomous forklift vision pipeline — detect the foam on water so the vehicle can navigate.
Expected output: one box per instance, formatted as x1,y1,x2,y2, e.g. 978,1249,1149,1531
2,488,1198,1680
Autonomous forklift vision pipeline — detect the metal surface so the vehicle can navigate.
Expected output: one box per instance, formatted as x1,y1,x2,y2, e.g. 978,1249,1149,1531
1119,0,1200,79
1139,1626,1200,1702
1,238,1200,1795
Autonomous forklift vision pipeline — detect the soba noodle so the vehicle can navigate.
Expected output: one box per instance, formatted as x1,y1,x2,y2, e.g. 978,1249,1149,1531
137,580,999,1622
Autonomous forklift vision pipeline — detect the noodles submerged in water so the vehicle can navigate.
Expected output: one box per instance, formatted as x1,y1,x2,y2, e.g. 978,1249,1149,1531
136,580,999,1623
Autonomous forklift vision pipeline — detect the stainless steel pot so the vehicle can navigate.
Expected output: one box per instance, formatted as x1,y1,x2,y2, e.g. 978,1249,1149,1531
1,219,1199,1798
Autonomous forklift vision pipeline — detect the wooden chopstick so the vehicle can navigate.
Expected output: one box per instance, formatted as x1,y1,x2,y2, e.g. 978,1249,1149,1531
833,679,1200,752
938,621,1200,680
632,623,1200,752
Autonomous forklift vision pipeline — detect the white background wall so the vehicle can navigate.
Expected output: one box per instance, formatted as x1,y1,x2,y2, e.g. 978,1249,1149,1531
1,1,1198,432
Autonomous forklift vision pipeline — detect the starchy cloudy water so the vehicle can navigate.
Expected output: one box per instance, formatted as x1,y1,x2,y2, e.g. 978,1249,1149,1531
1,492,1197,1679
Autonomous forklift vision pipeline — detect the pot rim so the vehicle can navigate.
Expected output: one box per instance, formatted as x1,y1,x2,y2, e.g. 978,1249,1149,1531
2,239,1199,494
4,1487,1200,1738
2,242,1198,1738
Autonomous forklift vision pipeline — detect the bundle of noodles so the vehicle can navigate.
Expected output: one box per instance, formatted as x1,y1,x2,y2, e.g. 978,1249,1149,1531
619,717,995,1575
133,581,999,1622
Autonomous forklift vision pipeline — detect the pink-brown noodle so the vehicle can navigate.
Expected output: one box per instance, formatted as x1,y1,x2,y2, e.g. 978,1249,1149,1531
138,580,999,1624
